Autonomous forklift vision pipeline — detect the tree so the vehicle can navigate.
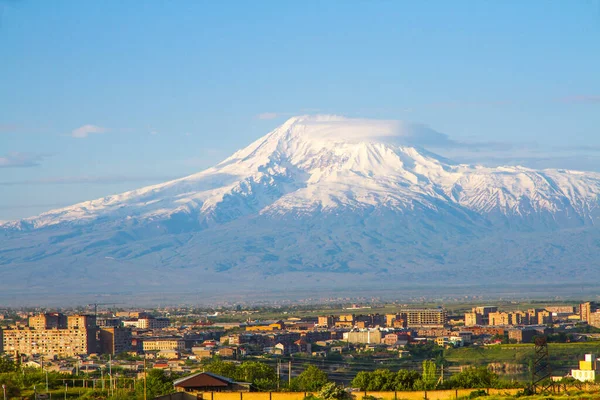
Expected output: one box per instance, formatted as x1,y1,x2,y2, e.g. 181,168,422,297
0,355,16,373
318,382,351,400
237,361,278,391
351,371,371,390
446,367,499,389
419,360,437,390
393,369,421,391
135,369,175,399
203,359,239,380
291,365,329,391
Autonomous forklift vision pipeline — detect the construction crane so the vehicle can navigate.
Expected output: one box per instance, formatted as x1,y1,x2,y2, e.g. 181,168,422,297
88,303,122,319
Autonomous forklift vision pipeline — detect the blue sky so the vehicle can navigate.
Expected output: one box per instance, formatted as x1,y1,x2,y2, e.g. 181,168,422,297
1,0,599,220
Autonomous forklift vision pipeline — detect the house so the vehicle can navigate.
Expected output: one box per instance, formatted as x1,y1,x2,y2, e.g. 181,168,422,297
173,372,252,392
571,354,598,382
293,339,311,354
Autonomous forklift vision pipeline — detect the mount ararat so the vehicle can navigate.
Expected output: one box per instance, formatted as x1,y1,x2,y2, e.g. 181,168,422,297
2,116,599,300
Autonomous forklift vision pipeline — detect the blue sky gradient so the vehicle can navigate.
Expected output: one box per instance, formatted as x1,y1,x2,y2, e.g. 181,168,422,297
1,0,599,219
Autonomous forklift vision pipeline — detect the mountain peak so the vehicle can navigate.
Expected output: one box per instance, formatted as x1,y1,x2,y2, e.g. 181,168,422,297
3,116,600,233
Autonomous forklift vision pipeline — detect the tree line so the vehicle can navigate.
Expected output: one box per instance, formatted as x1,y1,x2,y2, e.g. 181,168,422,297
0,354,523,399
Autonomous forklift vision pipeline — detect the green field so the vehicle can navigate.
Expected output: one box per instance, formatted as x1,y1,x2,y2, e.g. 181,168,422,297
445,341,600,373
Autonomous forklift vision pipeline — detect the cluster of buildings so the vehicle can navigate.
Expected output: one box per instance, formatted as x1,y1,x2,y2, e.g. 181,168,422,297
317,308,448,329
465,306,552,327
0,312,132,358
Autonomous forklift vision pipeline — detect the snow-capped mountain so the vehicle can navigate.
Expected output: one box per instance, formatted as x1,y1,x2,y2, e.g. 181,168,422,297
4,115,600,231
2,115,600,299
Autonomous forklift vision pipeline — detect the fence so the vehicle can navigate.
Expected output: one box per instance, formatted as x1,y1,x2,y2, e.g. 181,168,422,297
195,389,522,400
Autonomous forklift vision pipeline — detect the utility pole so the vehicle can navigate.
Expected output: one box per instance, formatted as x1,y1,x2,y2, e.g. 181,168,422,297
144,359,147,400
276,360,280,390
288,360,292,386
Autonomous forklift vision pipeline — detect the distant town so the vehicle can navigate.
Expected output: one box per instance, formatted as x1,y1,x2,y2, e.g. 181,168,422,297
2,300,600,399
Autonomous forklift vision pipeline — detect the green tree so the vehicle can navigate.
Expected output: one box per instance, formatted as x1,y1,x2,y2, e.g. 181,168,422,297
393,369,421,391
135,369,175,399
318,382,351,400
419,360,437,390
446,367,499,389
237,361,278,391
203,359,239,380
291,365,329,391
351,371,371,390
0,355,16,373
0,374,21,399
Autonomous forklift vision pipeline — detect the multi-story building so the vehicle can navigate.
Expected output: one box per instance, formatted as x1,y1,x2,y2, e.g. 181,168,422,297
99,327,132,355
345,329,382,344
137,318,170,329
2,326,97,357
97,318,122,328
29,313,68,330
317,316,335,328
335,314,355,328
465,306,498,326
141,338,185,352
589,311,600,328
489,311,527,326
67,315,96,329
464,312,483,327
122,317,169,329
580,302,595,323
402,309,447,327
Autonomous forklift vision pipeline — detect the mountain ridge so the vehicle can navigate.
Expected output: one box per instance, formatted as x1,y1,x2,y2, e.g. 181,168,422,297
3,115,600,231
1,115,599,298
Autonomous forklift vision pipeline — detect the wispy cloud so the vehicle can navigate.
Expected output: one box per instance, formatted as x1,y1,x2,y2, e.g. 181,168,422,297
71,124,107,138
559,95,600,104
0,152,50,168
0,175,182,186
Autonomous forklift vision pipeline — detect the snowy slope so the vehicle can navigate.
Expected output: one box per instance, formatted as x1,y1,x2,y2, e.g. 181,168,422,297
2,115,600,299
3,115,600,231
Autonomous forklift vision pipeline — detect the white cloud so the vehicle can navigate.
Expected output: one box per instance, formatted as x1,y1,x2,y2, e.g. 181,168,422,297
71,124,107,138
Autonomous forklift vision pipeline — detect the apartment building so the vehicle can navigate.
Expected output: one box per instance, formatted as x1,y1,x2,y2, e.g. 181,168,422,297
2,327,97,357
99,327,132,355
29,313,68,330
402,308,447,327
141,338,185,352
345,329,382,344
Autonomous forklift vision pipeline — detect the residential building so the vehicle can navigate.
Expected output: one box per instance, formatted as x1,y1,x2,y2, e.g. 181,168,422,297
402,309,447,327
2,326,97,357
571,354,597,382
28,313,67,330
67,315,97,329
580,302,593,323
141,338,185,352
345,329,382,344
589,311,600,328
317,316,335,328
173,372,251,393
99,327,132,355
464,312,482,327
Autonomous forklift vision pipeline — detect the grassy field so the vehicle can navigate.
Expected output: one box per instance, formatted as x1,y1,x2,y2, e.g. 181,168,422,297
444,341,600,374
